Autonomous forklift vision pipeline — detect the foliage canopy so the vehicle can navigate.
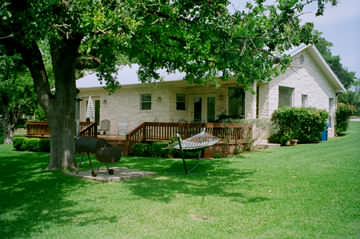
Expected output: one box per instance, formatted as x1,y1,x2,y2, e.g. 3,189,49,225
0,0,337,169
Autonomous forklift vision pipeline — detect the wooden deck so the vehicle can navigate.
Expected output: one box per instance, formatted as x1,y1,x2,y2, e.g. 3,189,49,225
26,121,254,156
26,121,97,138
126,122,254,156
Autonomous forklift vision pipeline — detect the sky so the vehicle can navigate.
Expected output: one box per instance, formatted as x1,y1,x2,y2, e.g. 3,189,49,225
229,0,360,78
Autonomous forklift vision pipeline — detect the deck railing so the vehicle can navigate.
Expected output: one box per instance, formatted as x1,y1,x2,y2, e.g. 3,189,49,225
26,121,96,138
79,122,97,137
126,122,253,148
26,121,50,138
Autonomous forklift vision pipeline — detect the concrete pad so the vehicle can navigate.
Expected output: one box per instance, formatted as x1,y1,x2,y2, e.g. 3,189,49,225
350,117,360,122
65,167,156,182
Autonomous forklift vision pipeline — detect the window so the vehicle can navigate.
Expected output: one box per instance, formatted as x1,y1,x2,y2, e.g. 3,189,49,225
228,87,245,119
95,100,100,125
278,86,294,108
176,94,186,111
299,54,305,64
140,94,152,110
193,97,202,122
207,96,216,122
301,94,308,107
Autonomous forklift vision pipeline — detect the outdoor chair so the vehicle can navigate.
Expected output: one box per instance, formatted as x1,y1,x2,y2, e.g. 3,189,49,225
99,119,110,135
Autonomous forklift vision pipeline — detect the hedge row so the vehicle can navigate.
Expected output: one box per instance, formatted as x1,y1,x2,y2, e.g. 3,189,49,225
336,103,356,136
269,107,328,145
13,137,50,152
131,142,200,158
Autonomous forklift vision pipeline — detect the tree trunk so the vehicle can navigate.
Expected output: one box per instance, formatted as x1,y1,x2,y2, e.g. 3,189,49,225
3,124,15,145
47,105,77,170
1,108,15,144
16,37,82,170
46,37,81,170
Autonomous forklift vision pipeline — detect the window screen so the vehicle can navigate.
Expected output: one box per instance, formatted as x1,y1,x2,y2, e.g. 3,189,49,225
176,94,186,110
140,94,152,110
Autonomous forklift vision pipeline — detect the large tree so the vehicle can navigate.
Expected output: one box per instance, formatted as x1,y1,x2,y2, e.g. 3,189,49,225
0,0,336,170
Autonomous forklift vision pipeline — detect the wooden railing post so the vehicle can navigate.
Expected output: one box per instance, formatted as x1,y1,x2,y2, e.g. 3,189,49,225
143,123,147,142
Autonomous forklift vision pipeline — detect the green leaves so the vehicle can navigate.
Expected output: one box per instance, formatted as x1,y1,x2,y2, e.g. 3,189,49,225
270,107,329,144
1,0,337,92
336,103,356,135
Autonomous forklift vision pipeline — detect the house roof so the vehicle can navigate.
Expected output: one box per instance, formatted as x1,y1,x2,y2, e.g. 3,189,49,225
76,65,185,89
76,44,346,92
291,44,346,93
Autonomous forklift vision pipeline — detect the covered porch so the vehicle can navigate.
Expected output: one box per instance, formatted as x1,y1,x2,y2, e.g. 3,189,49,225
77,81,268,136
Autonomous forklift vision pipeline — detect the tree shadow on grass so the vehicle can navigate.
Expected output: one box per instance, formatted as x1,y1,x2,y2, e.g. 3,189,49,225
0,147,117,239
119,156,270,204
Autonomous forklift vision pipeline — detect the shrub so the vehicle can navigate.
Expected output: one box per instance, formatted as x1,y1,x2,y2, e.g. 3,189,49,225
13,137,26,151
336,103,356,136
269,107,328,145
132,143,151,156
39,139,50,152
12,137,50,152
171,149,201,159
233,146,240,155
150,142,169,157
213,152,223,158
23,138,41,151
132,141,202,158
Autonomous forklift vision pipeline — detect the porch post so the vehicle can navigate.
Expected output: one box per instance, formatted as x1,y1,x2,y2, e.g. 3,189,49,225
245,81,257,119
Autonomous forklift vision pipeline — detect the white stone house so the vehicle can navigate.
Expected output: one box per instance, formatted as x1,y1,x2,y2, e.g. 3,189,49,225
76,45,345,139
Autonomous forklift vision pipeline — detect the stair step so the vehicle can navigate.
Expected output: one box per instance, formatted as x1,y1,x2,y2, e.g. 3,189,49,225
255,143,281,150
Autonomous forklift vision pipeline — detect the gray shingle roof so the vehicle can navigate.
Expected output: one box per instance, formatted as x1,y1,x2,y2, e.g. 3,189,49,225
76,64,185,89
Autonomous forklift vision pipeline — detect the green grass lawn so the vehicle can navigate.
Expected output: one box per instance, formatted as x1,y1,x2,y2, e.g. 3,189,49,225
1,122,360,239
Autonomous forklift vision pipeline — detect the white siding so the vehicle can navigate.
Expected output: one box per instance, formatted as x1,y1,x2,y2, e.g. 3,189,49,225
265,51,337,137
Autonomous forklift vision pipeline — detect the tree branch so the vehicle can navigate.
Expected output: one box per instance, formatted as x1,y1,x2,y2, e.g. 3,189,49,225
75,56,101,70
0,34,13,40
13,40,52,111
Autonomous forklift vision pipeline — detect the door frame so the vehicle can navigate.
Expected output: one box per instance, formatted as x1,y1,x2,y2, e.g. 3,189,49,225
189,94,217,122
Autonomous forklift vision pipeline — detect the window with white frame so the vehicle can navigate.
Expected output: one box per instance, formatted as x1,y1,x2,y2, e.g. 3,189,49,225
301,94,308,107
140,94,152,110
176,94,186,110
278,86,294,108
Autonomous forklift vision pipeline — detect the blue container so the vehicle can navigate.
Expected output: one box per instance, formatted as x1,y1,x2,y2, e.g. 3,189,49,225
321,122,329,141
